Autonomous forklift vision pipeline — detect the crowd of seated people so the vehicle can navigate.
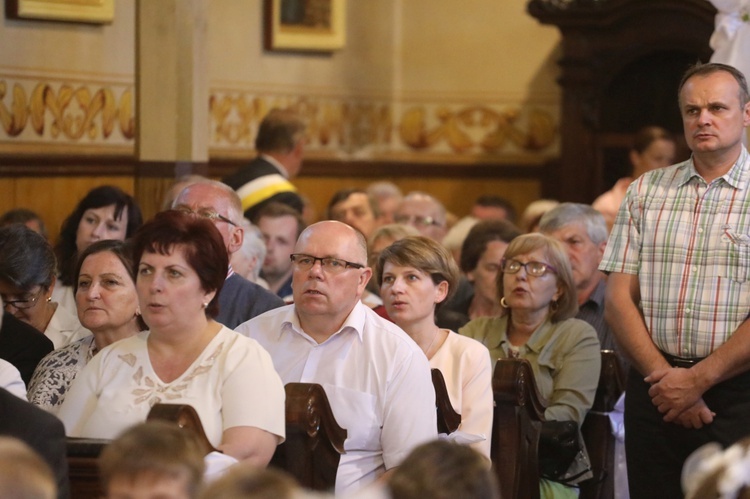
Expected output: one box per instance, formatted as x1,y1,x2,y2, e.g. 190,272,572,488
0,111,686,499
0,178,630,499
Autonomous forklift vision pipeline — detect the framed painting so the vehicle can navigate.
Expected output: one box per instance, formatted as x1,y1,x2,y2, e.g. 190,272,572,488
6,0,114,24
265,0,346,52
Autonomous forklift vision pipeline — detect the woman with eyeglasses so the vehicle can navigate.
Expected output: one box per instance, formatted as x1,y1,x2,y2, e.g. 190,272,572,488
28,240,144,414
53,185,143,314
459,233,601,498
58,210,285,467
376,236,493,460
0,225,91,350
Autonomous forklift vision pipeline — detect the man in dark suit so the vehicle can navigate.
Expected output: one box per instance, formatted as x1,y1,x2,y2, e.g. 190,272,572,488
0,310,53,386
0,387,69,499
222,108,306,222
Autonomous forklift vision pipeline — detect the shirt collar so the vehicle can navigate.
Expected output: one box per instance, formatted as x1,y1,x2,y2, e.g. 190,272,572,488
281,301,366,344
677,147,750,189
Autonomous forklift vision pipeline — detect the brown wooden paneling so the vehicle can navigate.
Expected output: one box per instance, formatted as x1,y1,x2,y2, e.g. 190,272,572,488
2,177,134,245
0,154,546,240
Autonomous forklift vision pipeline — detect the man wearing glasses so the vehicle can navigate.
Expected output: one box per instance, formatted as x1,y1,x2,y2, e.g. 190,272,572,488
173,180,284,328
236,221,437,495
393,192,448,242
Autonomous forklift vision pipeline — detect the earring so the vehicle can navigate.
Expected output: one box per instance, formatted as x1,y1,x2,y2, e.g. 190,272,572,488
201,302,208,309
46,296,52,303
500,297,508,308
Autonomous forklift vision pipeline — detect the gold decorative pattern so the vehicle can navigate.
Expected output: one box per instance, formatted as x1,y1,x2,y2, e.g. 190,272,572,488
209,90,557,156
0,78,134,143
209,92,393,153
399,106,556,154
1,76,557,157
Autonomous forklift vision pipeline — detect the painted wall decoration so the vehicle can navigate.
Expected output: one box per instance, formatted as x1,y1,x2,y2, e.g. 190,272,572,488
0,76,134,145
0,76,557,159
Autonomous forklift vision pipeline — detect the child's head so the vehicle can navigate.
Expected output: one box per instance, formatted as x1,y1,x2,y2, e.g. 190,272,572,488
100,421,206,499
199,464,300,499
0,436,56,499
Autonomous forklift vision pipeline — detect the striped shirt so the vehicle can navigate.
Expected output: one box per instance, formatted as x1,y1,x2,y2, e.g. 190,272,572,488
599,147,750,358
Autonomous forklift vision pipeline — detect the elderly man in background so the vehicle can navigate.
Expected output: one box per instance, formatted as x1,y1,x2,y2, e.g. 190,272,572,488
222,108,306,221
236,221,436,495
173,180,284,328
539,203,628,372
393,191,448,242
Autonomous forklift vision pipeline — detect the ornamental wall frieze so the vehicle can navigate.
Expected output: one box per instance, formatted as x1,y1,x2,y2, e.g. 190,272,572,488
396,104,558,155
210,90,558,157
0,77,134,144
209,91,393,153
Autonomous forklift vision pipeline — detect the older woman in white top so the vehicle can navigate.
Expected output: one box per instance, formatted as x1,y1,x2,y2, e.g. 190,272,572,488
376,236,493,460
0,225,90,350
58,210,285,466
28,240,144,413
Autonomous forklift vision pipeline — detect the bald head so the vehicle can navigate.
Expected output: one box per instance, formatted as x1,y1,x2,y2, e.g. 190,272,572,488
296,221,368,264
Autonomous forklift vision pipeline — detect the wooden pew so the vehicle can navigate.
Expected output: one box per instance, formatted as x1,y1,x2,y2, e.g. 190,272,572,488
491,358,547,499
67,404,215,499
67,437,108,499
579,350,625,499
432,368,461,434
491,351,625,499
269,383,347,492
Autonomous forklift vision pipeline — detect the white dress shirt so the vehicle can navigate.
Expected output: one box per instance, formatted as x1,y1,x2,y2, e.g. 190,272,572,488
236,302,438,495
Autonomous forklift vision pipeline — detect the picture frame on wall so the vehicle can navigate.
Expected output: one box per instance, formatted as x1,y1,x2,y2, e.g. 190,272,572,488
265,0,346,52
6,0,114,24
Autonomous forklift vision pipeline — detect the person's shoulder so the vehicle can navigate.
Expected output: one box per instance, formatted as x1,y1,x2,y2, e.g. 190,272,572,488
444,330,491,357
361,307,422,353
221,156,277,188
235,303,293,334
553,317,600,343
225,274,284,306
459,316,503,336
0,386,62,428
0,312,51,347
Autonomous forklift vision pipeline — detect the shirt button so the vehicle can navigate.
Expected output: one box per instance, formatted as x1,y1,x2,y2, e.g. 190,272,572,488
686,308,691,314
683,348,690,355
698,228,704,234
692,267,697,273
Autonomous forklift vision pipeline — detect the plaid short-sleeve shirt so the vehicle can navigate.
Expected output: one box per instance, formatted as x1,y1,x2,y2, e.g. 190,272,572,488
599,148,750,358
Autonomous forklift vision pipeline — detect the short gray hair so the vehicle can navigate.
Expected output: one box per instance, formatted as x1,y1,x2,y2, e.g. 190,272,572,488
538,203,608,245
237,220,266,282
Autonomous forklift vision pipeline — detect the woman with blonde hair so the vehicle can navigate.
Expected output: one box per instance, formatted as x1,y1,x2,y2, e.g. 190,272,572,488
377,236,493,459
459,233,601,498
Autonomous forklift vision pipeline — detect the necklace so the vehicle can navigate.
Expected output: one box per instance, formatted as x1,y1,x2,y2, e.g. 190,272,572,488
424,327,441,358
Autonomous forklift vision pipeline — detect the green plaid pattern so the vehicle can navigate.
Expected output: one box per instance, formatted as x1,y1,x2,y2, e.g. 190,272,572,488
600,148,750,358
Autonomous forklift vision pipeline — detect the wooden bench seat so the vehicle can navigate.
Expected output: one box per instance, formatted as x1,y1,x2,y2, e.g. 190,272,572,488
491,350,623,499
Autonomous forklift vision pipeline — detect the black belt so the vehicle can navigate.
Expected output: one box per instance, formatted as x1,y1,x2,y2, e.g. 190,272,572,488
660,350,705,369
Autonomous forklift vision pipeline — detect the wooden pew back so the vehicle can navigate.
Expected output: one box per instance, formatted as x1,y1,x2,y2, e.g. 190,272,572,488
432,368,461,434
269,383,347,492
491,351,624,499
491,358,547,499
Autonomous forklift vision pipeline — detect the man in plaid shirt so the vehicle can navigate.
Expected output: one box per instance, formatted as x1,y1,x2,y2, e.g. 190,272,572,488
600,62,750,499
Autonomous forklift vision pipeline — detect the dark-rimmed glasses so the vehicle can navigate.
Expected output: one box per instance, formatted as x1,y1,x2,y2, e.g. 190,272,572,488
501,259,557,277
393,214,443,228
290,254,365,274
2,287,45,310
175,206,237,227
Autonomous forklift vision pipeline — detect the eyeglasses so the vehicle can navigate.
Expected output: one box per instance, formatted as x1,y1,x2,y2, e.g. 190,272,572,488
501,259,557,277
175,206,237,227
2,288,44,310
290,254,365,274
393,214,443,228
